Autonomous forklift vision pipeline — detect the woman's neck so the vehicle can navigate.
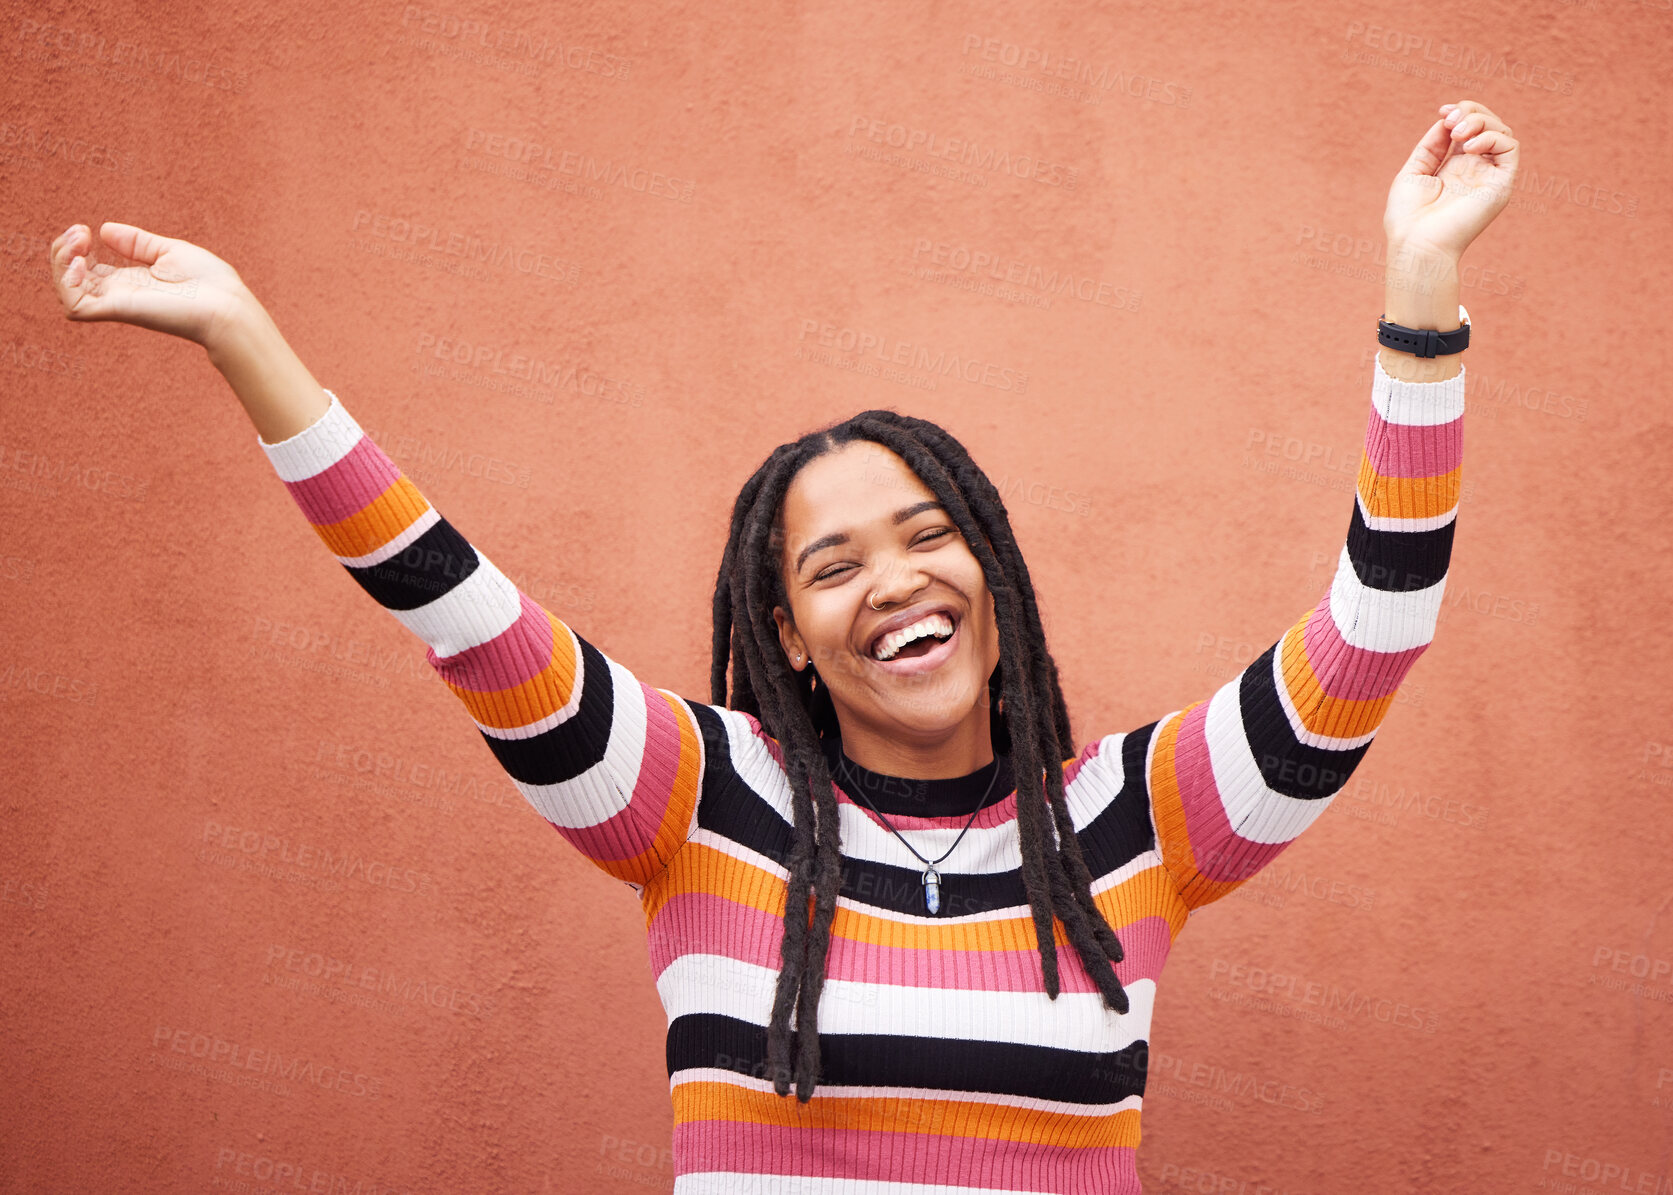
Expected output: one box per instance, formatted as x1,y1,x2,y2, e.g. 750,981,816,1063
821,731,1012,818
833,712,995,779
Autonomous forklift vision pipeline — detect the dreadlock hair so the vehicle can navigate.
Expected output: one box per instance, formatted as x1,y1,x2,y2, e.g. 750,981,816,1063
709,408,1130,1104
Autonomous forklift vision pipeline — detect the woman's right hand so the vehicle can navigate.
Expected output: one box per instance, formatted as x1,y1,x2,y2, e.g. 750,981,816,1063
49,222,253,353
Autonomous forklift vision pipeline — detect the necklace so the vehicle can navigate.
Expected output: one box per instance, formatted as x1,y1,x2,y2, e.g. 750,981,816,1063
836,752,1004,916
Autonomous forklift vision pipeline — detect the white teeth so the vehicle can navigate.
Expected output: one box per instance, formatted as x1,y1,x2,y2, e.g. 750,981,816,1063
873,613,955,661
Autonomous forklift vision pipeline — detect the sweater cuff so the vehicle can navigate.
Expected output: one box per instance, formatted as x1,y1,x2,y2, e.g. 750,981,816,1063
1372,355,1467,426
256,389,367,482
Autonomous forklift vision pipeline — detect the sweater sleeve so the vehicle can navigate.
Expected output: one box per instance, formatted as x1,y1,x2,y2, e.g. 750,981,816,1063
256,389,705,893
1148,356,1465,912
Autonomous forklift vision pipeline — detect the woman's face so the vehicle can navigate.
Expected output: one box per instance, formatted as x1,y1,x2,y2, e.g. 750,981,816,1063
772,439,1001,750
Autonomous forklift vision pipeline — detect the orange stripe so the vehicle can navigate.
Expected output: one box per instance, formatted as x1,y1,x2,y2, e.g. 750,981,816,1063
438,607,580,730
1277,611,1393,740
645,841,1178,945
1146,707,1197,889
641,688,704,870
1145,705,1252,909
1357,456,1460,520
311,475,432,559
671,1079,1141,1146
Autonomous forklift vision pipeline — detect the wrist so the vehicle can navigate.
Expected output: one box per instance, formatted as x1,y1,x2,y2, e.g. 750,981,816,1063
1383,244,1462,331
201,287,275,372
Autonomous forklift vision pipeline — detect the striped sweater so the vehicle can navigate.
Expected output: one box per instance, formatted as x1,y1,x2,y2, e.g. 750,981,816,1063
256,357,1464,1193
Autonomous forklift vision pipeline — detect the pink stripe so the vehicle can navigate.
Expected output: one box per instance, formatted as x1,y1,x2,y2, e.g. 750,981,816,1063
1299,597,1428,702
426,592,556,689
648,891,1175,992
1171,701,1292,882
283,435,403,526
556,682,683,862
674,1119,1138,1194
1364,402,1462,478
1065,738,1105,786
837,790,1018,831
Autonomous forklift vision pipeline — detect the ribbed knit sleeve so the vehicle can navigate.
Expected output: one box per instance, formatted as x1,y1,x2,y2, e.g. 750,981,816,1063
1148,356,1465,912
256,389,705,891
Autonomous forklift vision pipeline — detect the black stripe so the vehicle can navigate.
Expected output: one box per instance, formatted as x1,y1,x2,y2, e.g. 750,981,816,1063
687,701,738,815
697,772,1034,917
667,1012,1148,1105
1346,498,1454,592
343,516,480,611
695,719,1169,915
473,633,616,787
1239,643,1371,799
1074,722,1160,878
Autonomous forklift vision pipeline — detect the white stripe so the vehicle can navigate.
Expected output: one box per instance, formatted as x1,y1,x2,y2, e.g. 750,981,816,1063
1088,849,1167,898
655,953,1156,1052
516,653,651,831
676,1175,1064,1195
687,809,1173,923
1202,681,1335,846
334,506,440,568
725,713,799,824
681,828,1036,927
1327,544,1446,653
669,1066,1142,1117
258,389,365,481
837,803,1021,875
390,550,523,659
1063,732,1129,832
1371,357,1467,425
687,826,790,879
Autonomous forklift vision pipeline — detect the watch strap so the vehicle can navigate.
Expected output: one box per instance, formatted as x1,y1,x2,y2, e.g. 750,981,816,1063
1377,303,1470,357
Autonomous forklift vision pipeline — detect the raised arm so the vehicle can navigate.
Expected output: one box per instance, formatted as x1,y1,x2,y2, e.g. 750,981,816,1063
1138,100,1519,912
1149,350,1463,911
47,222,708,893
254,386,707,892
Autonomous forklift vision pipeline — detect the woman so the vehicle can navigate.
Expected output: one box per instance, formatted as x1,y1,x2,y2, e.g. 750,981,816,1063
49,100,1516,1193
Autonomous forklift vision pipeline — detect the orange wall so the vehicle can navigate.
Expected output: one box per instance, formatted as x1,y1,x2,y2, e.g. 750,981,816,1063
3,1,1670,1191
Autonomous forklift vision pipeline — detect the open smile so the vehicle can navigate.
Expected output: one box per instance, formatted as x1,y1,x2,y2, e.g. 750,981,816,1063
864,609,963,678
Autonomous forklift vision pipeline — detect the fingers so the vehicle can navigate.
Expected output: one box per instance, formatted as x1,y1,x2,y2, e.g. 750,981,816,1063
98,221,170,265
1399,117,1455,177
1441,100,1514,141
50,224,88,301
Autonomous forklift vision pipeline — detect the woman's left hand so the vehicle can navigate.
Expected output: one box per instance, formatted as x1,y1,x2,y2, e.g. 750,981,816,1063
1385,99,1521,260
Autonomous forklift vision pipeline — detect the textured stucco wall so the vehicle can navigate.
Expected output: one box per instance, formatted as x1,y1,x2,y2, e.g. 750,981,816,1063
3,0,1670,1191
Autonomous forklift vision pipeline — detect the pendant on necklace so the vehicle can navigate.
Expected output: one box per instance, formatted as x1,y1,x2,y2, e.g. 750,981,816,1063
923,865,941,915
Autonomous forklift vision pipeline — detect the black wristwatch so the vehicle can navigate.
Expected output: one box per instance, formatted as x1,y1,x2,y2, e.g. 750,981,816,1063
1377,304,1470,357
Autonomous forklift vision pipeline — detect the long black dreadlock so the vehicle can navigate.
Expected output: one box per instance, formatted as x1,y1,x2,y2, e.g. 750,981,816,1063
709,409,1129,1104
